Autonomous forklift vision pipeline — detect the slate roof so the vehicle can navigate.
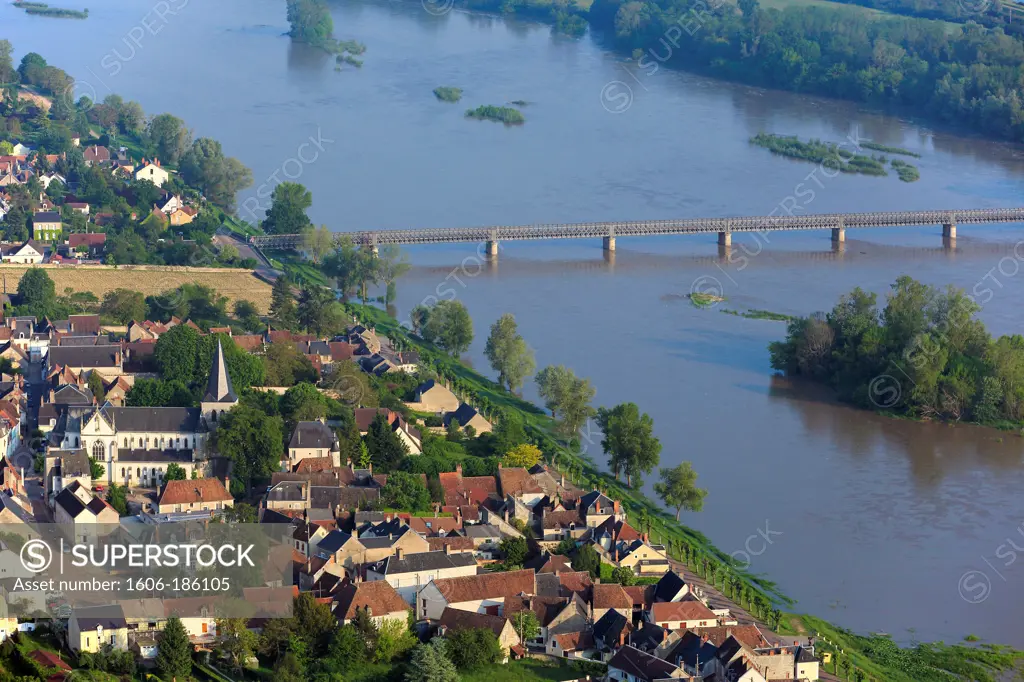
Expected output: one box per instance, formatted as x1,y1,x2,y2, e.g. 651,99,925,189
108,407,202,432
654,571,688,603
48,346,120,368
117,449,193,463
373,549,476,575
33,211,61,223
203,340,237,403
607,645,682,682
578,490,616,515
57,450,90,478
665,630,720,669
72,604,127,631
53,385,93,405
593,609,631,648
316,530,353,554
289,421,336,450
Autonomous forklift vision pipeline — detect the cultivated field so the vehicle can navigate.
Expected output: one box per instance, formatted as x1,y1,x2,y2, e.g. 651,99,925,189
0,265,274,313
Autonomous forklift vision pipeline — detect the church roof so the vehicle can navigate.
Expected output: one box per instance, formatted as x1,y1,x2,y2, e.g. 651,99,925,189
204,339,237,403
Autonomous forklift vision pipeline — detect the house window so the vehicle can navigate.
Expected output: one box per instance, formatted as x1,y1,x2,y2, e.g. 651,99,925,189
123,438,127,448
91,442,104,461
137,467,141,479
121,468,125,478
211,411,217,423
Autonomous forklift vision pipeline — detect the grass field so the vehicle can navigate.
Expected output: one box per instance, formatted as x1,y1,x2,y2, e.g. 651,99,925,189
724,0,963,32
0,265,274,313
460,658,587,682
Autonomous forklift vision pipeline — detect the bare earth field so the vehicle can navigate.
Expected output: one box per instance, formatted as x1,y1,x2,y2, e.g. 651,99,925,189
0,265,274,313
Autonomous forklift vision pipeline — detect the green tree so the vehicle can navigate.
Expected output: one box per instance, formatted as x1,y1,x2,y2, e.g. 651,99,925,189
88,456,105,480
179,137,253,211
100,289,146,324
571,544,601,579
269,276,299,329
154,616,193,681
484,313,535,392
326,624,367,673
365,412,408,471
126,379,194,408
106,483,128,516
421,300,473,357
281,382,328,423
216,617,258,674
263,341,318,386
155,324,203,386
512,610,539,642
213,405,285,490
611,565,637,586
381,471,431,512
17,267,56,315
405,638,458,682
287,0,336,44
0,40,15,84
502,443,542,469
87,371,106,404
654,462,708,521
294,592,336,655
233,299,262,332
262,182,313,235
376,244,410,306
303,225,334,265
165,463,187,481
373,618,417,663
597,402,661,487
535,365,596,437
445,628,502,670
499,536,528,567
298,285,345,336
147,113,191,165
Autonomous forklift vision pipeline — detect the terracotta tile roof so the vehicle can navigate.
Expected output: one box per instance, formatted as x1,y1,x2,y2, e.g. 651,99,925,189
592,583,632,610
650,600,717,623
553,631,594,652
407,516,462,536
543,510,583,530
498,466,543,497
426,536,475,552
557,571,592,597
622,585,655,609
432,568,535,604
293,457,336,473
681,624,767,649
157,478,232,506
537,554,573,574
333,581,409,620
30,650,70,671
68,233,105,248
329,341,356,361
503,595,568,627
233,334,264,351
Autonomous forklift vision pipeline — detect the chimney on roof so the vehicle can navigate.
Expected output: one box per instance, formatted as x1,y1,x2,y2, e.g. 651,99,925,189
613,500,620,514
443,543,450,556
396,547,404,560
503,508,509,523
455,463,462,476
560,473,565,487
497,463,502,470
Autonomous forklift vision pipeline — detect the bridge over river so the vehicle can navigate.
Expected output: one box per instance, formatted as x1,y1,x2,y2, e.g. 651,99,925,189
249,207,1024,255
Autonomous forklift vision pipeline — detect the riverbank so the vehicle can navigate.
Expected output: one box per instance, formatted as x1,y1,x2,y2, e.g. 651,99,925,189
342,300,1024,681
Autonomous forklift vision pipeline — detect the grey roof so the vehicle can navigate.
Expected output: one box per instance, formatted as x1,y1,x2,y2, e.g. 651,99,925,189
593,609,630,648
267,481,305,503
289,421,337,450
259,508,294,524
443,403,481,428
203,339,237,403
72,604,127,631
307,341,330,356
116,449,192,463
464,524,501,539
311,486,378,510
654,571,687,603
55,486,88,518
109,407,202,433
48,346,120,369
358,527,412,549
53,385,93,405
33,211,61,223
57,450,90,477
579,490,616,514
607,645,680,682
373,549,476,575
317,530,353,554
668,630,719,668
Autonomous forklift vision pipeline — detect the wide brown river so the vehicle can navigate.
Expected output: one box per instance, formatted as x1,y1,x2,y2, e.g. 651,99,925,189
6,0,1024,645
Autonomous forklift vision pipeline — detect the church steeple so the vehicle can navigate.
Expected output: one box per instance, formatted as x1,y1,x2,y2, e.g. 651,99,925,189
204,339,237,403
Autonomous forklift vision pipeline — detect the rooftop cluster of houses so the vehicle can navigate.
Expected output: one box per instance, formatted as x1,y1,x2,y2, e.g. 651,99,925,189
252,457,819,682
0,141,198,264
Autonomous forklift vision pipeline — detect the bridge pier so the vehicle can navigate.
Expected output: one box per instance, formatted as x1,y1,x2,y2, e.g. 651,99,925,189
718,231,731,247
717,244,731,261
485,241,498,258
943,223,956,240
831,228,845,243
602,236,616,252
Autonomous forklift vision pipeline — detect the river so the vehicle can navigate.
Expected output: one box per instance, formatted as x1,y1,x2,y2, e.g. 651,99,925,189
5,0,1024,646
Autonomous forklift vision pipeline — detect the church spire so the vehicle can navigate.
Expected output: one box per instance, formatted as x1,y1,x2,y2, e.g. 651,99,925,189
204,339,237,403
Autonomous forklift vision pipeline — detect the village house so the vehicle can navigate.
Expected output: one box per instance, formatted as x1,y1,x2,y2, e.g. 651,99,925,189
408,379,459,413
155,478,233,514
68,232,106,258
68,605,130,653
354,408,422,455
607,645,687,682
443,403,492,434
647,600,719,630
82,145,111,167
366,546,478,604
32,211,62,241
0,241,45,264
54,481,119,541
43,449,91,502
417,568,535,620
333,580,411,627
286,420,341,469
438,607,521,660
135,159,169,187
